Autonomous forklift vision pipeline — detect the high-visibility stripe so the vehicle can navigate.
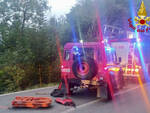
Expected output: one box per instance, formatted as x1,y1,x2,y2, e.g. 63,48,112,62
12,96,52,108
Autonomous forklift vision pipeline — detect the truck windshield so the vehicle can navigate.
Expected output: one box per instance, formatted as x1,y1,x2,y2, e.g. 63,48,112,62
72,47,94,61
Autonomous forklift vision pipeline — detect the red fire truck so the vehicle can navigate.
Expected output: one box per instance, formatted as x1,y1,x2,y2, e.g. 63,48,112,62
51,41,124,100
104,25,144,83
110,38,144,83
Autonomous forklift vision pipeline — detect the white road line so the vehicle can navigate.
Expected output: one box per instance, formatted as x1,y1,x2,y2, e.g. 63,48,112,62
114,86,139,96
115,82,150,96
61,83,150,113
0,86,57,97
61,99,101,113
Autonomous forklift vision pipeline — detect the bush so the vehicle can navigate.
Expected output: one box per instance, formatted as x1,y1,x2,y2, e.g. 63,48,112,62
0,66,25,93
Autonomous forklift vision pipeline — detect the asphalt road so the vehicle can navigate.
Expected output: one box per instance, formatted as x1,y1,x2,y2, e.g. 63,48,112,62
0,83,150,113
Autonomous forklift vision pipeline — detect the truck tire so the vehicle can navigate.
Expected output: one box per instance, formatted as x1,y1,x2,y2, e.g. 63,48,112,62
118,69,124,89
109,72,117,91
106,73,115,100
107,84,113,100
72,57,98,80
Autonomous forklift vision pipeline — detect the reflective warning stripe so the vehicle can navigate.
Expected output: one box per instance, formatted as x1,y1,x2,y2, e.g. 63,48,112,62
12,96,52,108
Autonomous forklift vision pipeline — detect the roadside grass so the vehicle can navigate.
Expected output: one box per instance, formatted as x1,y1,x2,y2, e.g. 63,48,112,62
25,82,58,90
0,82,58,95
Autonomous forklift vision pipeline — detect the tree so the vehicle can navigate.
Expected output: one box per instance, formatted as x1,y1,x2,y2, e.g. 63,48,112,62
62,0,150,43
0,0,60,93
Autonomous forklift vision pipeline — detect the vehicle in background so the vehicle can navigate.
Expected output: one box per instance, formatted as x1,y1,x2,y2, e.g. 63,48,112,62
103,25,145,83
110,38,144,83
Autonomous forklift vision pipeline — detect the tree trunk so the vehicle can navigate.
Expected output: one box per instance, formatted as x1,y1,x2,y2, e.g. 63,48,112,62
39,64,42,87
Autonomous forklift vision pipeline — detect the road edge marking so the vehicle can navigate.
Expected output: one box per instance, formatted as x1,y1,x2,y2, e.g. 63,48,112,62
115,82,150,96
0,86,57,97
61,99,101,113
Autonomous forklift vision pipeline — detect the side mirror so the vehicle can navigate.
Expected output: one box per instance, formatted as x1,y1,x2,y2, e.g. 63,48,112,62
118,57,122,63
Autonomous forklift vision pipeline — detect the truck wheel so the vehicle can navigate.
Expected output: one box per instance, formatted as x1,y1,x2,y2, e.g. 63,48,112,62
109,73,117,91
106,73,115,100
118,70,124,89
72,57,98,80
107,84,113,100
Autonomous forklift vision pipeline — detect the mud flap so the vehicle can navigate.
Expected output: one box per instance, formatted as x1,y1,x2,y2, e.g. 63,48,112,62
98,85,108,99
98,83,113,100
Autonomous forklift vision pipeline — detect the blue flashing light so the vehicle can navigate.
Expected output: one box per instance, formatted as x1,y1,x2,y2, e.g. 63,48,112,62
104,39,108,43
137,38,141,42
137,43,141,47
73,46,79,51
105,46,114,51
105,47,111,51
